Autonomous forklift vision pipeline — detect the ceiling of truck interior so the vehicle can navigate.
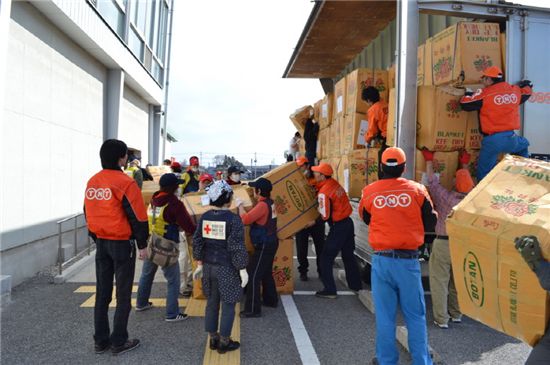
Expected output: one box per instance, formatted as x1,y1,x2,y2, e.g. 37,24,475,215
284,0,396,79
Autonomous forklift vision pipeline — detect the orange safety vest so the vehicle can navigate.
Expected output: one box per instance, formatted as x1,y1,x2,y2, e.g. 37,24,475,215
84,169,147,241
317,178,352,223
460,82,531,135
366,100,388,143
358,177,431,250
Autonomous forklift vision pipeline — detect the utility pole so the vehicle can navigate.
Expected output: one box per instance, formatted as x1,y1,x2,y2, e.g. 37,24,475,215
254,152,257,179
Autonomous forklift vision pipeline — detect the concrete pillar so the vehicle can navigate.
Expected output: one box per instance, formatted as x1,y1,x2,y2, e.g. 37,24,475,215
0,0,13,119
148,105,161,165
104,69,124,140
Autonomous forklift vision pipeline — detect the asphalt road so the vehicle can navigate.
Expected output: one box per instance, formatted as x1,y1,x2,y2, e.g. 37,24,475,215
0,241,532,365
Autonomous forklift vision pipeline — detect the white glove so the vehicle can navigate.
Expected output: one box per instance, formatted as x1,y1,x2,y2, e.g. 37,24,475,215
239,269,249,288
235,198,244,207
193,264,203,280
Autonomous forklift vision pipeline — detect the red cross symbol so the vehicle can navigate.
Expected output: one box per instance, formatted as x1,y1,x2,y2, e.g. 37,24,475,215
204,225,212,235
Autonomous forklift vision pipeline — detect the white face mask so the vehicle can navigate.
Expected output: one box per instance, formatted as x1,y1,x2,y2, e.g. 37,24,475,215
191,166,198,173
231,173,241,183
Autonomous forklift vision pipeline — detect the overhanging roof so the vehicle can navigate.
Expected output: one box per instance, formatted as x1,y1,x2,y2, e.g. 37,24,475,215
283,0,396,79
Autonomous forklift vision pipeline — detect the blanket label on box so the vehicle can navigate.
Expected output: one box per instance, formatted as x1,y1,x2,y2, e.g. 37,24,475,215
463,251,484,307
358,119,368,147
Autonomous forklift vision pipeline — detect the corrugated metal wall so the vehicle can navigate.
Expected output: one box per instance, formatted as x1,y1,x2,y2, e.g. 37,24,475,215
335,14,467,81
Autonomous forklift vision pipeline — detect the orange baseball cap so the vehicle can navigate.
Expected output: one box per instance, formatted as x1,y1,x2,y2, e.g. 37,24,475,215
296,156,309,167
381,147,406,166
455,169,474,193
311,162,333,176
482,66,503,79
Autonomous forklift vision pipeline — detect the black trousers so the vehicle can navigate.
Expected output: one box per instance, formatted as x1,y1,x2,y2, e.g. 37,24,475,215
94,239,136,347
526,326,550,365
295,220,325,275
377,142,389,180
244,242,279,314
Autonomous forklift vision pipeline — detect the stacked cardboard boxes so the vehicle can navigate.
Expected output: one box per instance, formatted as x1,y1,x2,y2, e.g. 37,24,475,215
289,105,313,135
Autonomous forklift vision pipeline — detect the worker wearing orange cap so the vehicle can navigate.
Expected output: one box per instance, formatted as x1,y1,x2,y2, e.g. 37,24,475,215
421,149,474,329
362,86,389,179
358,147,437,365
460,66,532,181
295,157,325,281
311,162,362,298
180,156,201,195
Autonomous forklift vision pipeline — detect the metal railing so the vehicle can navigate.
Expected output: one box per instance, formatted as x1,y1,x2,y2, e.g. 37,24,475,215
56,213,93,275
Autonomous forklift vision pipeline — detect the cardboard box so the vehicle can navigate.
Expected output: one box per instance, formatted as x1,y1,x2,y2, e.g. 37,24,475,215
334,77,347,118
339,149,368,198
500,32,506,75
313,99,323,123
373,69,389,102
424,38,433,86
388,64,396,89
141,181,159,207
330,117,342,158
181,185,255,225
415,149,459,190
318,128,329,160
386,88,396,146
337,155,349,188
346,68,373,115
273,239,294,294
262,162,319,239
367,147,381,184
328,158,341,182
320,92,333,129
417,86,468,151
289,106,313,136
465,111,483,150
342,112,369,154
417,44,426,86
147,165,172,182
447,155,550,346
432,22,502,86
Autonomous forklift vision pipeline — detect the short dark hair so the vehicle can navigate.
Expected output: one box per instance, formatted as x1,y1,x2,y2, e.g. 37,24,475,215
163,159,171,165
491,77,503,84
100,139,127,170
255,187,271,199
295,132,301,138
211,191,233,207
381,163,405,178
362,86,380,103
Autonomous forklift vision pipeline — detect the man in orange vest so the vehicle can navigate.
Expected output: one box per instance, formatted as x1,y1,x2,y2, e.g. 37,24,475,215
363,86,389,179
84,139,149,355
358,147,437,365
460,66,532,181
311,162,362,298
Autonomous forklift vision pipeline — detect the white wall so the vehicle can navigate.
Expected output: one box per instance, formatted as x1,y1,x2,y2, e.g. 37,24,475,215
1,2,105,247
119,86,150,164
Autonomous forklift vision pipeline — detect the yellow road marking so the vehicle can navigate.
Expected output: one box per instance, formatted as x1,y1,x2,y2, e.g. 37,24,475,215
202,304,240,365
74,285,138,293
79,294,189,308
184,297,207,317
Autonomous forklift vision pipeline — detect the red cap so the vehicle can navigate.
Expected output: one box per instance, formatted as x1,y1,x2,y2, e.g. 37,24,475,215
455,169,474,193
482,66,503,78
296,156,309,167
189,156,199,166
216,171,223,176
170,161,182,169
199,173,214,183
311,162,333,176
381,147,406,166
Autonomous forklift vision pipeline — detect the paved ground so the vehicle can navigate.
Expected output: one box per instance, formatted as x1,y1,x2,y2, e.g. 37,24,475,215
0,241,532,365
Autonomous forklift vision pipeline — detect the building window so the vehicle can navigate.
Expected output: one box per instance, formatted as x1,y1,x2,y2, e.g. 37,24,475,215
156,0,169,62
128,26,144,61
95,0,126,38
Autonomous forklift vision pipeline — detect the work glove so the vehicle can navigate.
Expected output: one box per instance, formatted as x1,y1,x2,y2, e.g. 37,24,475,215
515,236,543,272
421,148,435,162
239,269,249,288
193,264,203,280
459,150,471,165
518,80,533,88
235,198,244,207
464,88,474,97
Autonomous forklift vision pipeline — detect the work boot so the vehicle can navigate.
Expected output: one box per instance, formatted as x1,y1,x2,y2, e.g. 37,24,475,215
111,339,140,356
300,273,308,281
209,333,220,350
94,342,110,354
315,290,337,299
217,338,240,354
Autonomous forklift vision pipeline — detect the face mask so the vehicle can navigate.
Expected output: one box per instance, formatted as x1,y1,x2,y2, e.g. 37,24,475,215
231,174,241,183
191,166,198,173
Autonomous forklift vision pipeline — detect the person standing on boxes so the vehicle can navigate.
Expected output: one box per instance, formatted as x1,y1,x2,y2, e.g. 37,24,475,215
421,149,474,329
295,156,325,281
303,114,319,166
362,86,389,179
311,162,362,298
84,139,148,355
136,173,197,321
515,236,550,365
180,156,201,194
358,147,437,365
236,178,279,317
192,180,249,354
459,66,532,181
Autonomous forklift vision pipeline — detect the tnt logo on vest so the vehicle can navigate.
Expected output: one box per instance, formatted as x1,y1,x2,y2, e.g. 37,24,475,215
373,193,412,209
493,94,518,105
85,188,112,201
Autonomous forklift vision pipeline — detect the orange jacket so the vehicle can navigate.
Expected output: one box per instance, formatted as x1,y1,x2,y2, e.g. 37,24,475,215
317,178,352,223
358,178,437,251
366,100,388,144
460,82,532,135
84,169,149,248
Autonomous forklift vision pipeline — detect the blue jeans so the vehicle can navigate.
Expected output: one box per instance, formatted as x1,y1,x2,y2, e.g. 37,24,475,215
205,266,236,338
136,259,181,319
372,255,432,365
478,131,529,181
320,217,362,294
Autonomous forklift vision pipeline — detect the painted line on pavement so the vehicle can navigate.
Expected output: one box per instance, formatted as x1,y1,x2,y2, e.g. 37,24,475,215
281,295,320,365
293,290,356,296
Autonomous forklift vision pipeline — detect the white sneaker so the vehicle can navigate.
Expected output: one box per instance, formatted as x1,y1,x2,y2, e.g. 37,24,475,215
451,317,462,323
166,313,189,322
434,321,449,329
